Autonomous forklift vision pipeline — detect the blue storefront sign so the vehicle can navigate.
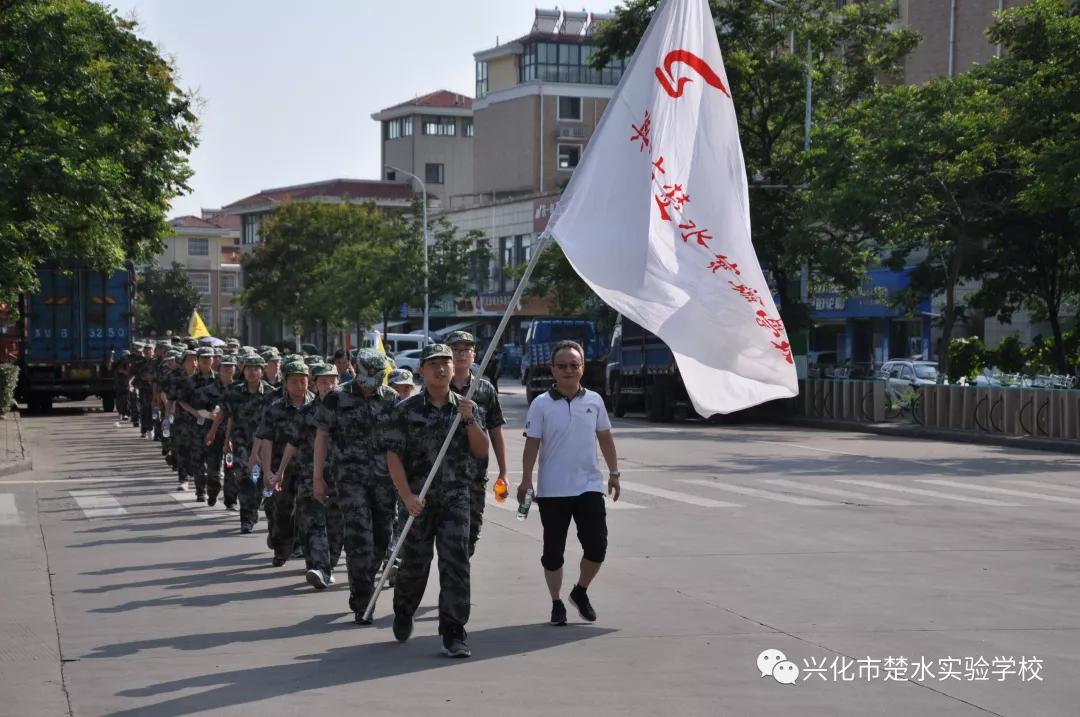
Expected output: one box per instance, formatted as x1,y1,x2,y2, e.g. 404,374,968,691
809,268,929,319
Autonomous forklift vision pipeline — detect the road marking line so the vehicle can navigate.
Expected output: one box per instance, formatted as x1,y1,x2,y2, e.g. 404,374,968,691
1003,480,1080,496
168,492,227,519
619,480,742,508
486,493,644,513
0,493,20,525
918,480,1080,505
70,490,127,517
682,479,842,506
763,479,920,506
835,480,1023,507
0,477,163,485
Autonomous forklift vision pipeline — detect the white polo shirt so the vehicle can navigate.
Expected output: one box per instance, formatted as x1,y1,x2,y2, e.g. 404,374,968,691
523,386,612,498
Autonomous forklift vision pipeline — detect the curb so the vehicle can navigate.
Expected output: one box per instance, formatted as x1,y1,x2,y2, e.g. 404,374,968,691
0,412,32,476
772,416,1080,456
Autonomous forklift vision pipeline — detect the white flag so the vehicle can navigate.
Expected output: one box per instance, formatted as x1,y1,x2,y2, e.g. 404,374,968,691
546,0,798,415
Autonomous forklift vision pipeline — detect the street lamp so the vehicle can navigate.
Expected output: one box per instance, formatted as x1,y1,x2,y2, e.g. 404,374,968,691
385,164,429,344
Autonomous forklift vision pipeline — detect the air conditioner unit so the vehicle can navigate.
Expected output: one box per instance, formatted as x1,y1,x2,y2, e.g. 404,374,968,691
557,127,586,140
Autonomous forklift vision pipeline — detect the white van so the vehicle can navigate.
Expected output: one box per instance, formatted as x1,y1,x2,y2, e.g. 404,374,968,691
359,332,430,355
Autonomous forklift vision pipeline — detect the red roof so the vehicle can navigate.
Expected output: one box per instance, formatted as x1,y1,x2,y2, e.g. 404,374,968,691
380,90,472,113
169,214,242,231
223,178,414,212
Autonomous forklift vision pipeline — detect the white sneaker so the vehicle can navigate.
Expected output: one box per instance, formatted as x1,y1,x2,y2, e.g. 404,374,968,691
305,569,328,591
177,481,188,492
328,573,336,584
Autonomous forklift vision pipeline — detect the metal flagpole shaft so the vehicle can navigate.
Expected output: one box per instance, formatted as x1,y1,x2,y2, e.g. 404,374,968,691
363,231,556,621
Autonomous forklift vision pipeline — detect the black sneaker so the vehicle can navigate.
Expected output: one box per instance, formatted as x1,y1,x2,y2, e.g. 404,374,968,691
392,613,413,642
195,493,206,503
441,627,471,658
240,522,253,534
207,495,218,507
550,599,567,626
225,503,237,511
306,569,328,591
569,584,597,622
354,612,372,626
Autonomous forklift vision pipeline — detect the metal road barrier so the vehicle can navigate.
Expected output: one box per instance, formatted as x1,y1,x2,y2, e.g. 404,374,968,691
795,379,1080,442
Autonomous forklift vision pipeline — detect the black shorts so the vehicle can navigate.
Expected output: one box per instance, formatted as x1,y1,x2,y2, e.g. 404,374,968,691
536,491,608,571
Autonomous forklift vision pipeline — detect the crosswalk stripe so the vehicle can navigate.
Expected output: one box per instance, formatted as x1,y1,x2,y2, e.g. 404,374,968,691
70,489,127,517
620,480,742,508
764,479,921,506
1002,480,1080,496
485,493,645,513
835,480,1023,507
0,493,20,526
682,479,841,506
917,479,1080,505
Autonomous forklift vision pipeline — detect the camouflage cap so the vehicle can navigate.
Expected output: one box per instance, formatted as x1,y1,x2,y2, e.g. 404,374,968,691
388,368,414,385
261,351,281,363
164,351,180,361
282,360,309,377
302,355,322,366
354,348,388,388
118,349,130,358
310,363,339,378
196,347,214,358
444,330,476,346
420,343,454,363
182,349,198,359
243,354,266,367
219,354,237,366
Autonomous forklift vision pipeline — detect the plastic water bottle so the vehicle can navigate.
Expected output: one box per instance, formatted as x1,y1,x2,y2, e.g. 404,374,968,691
251,464,261,485
224,452,234,469
152,406,159,421
516,488,534,521
162,416,171,438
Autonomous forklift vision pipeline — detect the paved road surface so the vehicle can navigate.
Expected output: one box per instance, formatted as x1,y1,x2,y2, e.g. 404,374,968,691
1,390,1078,716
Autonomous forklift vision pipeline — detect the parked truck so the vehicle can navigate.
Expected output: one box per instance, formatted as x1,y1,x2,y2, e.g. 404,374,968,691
521,318,607,403
605,314,691,422
17,263,135,412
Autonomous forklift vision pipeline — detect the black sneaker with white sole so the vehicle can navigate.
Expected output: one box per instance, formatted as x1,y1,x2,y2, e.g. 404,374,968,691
550,599,567,626
392,613,413,642
568,584,597,622
442,627,471,658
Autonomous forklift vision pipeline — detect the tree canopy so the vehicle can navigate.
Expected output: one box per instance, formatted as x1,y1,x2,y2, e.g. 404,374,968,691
136,262,200,336
0,0,198,306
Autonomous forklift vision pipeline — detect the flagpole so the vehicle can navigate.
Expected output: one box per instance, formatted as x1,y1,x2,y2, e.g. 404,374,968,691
363,230,555,622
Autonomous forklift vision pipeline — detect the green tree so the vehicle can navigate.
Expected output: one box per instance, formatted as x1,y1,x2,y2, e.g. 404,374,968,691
136,263,200,335
0,0,197,306
968,0,1080,373
804,73,1007,381
591,0,918,329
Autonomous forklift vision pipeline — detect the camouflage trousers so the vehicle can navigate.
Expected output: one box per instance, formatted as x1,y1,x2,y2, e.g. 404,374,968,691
235,449,262,526
264,473,297,560
335,476,397,615
468,477,488,558
176,419,211,496
392,484,471,632
294,477,344,574
115,383,128,417
139,388,153,432
204,432,226,503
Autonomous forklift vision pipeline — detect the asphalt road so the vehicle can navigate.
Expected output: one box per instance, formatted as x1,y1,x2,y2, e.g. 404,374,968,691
1,389,1078,716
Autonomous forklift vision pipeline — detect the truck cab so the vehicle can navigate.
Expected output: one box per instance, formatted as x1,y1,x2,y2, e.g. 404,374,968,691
606,314,689,422
521,318,606,403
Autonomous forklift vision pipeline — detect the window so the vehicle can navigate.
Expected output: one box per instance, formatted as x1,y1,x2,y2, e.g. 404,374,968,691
557,144,581,171
385,170,397,181
187,237,209,256
241,214,265,245
221,272,238,293
422,115,456,136
558,96,582,121
463,119,474,137
519,41,624,85
220,307,237,333
425,163,445,184
384,116,413,140
475,61,488,98
189,272,210,294
198,304,213,326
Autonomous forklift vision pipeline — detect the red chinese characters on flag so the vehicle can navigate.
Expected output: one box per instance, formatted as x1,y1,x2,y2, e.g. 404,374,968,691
630,110,652,151
754,309,786,338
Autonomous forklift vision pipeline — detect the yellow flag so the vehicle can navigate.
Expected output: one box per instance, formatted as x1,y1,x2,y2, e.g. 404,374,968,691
188,310,211,339
374,332,386,354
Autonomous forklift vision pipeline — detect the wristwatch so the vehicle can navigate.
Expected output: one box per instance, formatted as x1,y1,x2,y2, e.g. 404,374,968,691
609,470,621,478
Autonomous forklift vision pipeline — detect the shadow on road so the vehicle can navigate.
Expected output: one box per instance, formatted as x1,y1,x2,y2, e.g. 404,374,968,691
103,624,615,717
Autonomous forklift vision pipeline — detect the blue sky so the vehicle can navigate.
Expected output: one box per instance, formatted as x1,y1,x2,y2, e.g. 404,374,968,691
102,0,621,217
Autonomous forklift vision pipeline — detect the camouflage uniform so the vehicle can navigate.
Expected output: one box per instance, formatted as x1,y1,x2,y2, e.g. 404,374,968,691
163,363,191,483
223,379,274,526
135,355,156,434
387,387,484,635
193,370,235,506
255,387,314,561
180,362,218,499
286,391,344,577
450,375,505,556
315,353,398,616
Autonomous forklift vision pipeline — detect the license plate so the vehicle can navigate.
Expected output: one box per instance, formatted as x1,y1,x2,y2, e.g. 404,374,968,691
70,369,92,380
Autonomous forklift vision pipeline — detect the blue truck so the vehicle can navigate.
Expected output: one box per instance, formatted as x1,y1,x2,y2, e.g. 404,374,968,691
605,314,690,422
18,263,135,412
521,318,607,403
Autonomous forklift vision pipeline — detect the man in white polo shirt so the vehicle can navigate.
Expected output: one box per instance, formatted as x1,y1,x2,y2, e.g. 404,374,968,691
519,340,620,625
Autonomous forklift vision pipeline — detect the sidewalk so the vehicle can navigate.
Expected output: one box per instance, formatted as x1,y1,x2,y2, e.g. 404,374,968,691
0,411,32,477
774,415,1080,455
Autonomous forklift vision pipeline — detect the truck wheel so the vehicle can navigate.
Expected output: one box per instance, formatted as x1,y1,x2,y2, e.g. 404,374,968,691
611,377,626,418
102,393,115,413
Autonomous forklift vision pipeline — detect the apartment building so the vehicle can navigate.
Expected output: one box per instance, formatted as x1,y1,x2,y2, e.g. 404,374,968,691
156,211,243,335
